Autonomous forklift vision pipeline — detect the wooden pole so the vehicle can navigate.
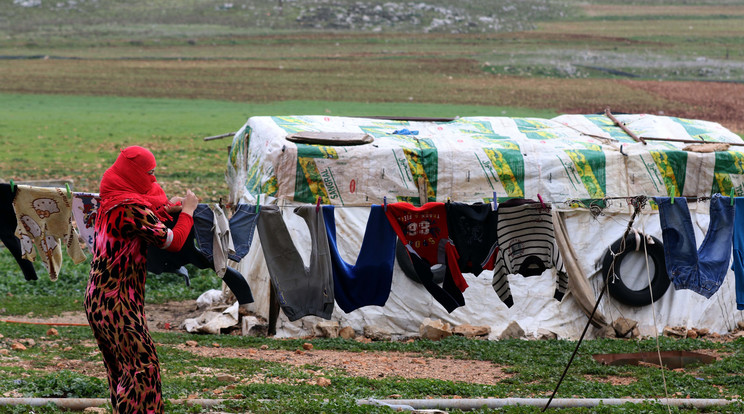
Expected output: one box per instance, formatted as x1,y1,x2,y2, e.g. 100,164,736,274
605,108,645,144
203,132,236,141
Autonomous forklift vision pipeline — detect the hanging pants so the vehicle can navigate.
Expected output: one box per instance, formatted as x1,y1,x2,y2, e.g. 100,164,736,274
322,205,397,313
0,184,37,280
257,205,334,321
731,198,744,310
148,212,254,305
655,195,733,298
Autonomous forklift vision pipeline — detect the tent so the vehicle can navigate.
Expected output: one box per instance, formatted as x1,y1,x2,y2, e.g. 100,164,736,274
224,113,744,339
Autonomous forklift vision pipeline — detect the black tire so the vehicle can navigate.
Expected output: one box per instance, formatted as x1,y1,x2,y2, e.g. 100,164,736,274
601,233,670,307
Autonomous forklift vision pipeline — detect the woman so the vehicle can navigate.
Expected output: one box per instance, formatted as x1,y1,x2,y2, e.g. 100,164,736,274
84,146,197,414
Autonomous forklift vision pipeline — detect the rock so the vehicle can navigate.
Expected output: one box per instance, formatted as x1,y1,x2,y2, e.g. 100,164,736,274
612,317,638,338
419,318,452,341
241,316,268,337
212,343,221,348
83,408,108,413
696,328,710,337
21,338,35,347
185,340,199,347
536,328,558,340
452,323,490,338
630,326,641,339
46,328,59,337
738,320,744,331
339,326,356,340
302,343,313,351
0,349,9,356
363,325,392,341
11,343,26,351
216,374,238,382
687,329,698,339
315,321,340,338
663,326,687,338
499,321,525,340
354,336,372,344
316,377,331,387
260,344,269,350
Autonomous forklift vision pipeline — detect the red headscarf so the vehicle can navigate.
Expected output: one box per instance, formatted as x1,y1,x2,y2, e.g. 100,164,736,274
98,146,172,221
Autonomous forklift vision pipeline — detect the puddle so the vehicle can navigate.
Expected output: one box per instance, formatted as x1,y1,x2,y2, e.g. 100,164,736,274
592,351,715,369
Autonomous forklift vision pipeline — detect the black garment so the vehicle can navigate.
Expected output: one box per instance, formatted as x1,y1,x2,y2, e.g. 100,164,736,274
400,243,465,313
147,212,253,305
0,183,38,281
446,202,498,276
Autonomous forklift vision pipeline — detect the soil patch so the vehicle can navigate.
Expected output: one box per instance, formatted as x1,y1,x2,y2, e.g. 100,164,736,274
177,345,512,385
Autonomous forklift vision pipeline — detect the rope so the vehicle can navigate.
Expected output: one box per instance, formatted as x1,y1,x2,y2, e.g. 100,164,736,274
543,196,646,412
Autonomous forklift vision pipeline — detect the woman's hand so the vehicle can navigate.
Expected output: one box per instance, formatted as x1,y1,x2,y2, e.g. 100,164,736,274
181,190,198,216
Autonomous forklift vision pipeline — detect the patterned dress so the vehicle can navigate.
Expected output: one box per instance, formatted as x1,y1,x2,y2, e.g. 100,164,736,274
84,203,170,414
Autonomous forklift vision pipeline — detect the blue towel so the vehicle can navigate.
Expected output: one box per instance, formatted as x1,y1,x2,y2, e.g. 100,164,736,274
322,205,397,313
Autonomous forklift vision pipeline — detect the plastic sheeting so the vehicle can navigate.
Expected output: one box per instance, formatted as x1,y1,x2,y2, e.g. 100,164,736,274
225,114,744,339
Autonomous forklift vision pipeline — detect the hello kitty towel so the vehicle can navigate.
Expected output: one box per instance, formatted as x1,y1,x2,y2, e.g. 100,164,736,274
13,185,86,281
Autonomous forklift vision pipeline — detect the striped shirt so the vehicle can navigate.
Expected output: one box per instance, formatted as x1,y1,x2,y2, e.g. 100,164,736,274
482,199,567,307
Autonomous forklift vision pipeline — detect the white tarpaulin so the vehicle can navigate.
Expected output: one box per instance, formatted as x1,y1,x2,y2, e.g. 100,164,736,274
224,114,744,339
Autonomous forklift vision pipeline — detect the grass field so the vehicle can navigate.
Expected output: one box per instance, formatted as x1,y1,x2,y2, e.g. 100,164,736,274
2,1,744,412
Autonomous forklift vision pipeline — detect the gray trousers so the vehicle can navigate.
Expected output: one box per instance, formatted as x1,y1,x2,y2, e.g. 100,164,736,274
257,205,334,321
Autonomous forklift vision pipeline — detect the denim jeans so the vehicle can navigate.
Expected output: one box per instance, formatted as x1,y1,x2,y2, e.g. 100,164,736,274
192,204,216,261
732,198,744,310
655,194,734,298
193,203,258,262
228,204,259,262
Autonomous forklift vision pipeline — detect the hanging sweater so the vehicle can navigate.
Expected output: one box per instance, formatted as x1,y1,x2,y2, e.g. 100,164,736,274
482,199,567,307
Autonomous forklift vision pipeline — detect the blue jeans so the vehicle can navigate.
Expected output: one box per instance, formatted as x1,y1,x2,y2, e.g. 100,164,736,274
655,194,734,298
732,198,744,310
192,203,259,262
228,204,259,262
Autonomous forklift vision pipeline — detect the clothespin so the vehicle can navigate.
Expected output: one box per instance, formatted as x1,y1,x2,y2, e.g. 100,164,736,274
537,193,547,209
255,194,260,213
731,188,735,206
670,187,675,204
383,196,387,212
492,191,498,210
316,196,321,212
9,179,15,192
65,183,72,199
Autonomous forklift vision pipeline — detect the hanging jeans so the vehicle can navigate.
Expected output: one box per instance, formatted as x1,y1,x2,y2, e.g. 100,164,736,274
228,204,260,262
0,184,37,281
257,205,334,322
655,195,734,298
732,198,744,310
148,212,254,305
322,205,397,313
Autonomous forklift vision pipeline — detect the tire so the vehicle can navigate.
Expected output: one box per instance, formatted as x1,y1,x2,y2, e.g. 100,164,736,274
601,233,670,307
